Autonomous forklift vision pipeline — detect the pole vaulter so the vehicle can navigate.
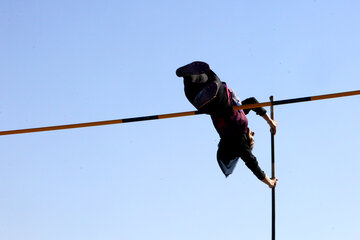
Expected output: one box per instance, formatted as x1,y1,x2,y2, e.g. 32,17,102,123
0,89,359,136
1,82,359,240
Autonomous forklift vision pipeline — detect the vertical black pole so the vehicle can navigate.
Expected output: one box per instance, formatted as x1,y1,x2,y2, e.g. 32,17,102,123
270,96,276,240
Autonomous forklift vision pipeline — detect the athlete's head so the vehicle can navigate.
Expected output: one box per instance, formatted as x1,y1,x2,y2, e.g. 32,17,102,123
247,128,255,150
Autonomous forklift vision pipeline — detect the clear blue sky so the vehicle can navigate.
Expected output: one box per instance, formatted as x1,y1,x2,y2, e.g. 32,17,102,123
1,1,360,239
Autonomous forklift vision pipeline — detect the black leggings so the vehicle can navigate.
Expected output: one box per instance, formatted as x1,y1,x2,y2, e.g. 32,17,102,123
183,71,231,114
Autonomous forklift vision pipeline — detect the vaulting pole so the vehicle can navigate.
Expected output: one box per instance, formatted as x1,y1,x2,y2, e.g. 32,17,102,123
270,96,276,240
0,90,359,136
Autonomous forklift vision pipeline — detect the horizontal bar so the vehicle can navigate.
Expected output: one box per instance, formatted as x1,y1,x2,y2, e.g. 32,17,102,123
0,119,124,136
233,101,272,111
310,90,360,101
273,97,311,106
0,111,199,136
122,115,159,123
158,111,197,119
0,89,359,136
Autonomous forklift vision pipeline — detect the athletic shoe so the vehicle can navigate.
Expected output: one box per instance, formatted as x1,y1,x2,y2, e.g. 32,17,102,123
176,61,210,77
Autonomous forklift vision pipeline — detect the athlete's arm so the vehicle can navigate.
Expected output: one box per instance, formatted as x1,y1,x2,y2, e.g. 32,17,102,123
262,113,278,134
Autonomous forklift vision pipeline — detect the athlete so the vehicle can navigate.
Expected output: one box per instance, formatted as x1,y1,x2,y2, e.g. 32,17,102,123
176,61,278,188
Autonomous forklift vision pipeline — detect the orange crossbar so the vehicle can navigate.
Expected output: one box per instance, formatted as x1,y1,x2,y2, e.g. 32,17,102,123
0,90,359,136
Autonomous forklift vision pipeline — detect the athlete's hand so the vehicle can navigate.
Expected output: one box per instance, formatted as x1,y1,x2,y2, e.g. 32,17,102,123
262,175,278,188
268,177,278,188
269,119,278,135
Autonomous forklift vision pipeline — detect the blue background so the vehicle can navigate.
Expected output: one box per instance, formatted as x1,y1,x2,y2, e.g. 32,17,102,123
1,1,359,239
